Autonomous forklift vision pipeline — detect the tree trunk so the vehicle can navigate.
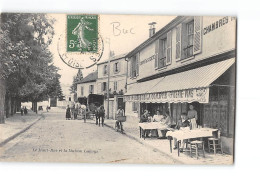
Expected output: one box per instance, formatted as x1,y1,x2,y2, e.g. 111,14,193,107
32,101,37,114
11,97,15,116
5,94,11,118
0,78,6,124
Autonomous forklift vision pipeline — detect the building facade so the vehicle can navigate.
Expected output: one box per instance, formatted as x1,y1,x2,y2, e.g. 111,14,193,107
96,54,128,119
124,16,236,154
76,71,98,100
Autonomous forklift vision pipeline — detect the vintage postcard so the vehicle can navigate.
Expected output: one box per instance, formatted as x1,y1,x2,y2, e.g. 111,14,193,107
0,13,236,164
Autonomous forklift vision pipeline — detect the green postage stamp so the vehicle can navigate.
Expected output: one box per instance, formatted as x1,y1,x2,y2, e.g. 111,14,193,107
67,14,98,53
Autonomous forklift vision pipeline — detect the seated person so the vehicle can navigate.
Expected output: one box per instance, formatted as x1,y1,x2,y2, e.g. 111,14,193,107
140,110,149,123
153,110,164,122
172,113,191,150
158,111,171,139
149,110,163,137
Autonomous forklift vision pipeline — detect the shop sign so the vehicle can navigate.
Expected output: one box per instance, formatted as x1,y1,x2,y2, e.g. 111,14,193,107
124,87,209,103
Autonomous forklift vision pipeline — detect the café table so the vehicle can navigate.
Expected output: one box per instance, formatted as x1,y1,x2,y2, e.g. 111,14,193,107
138,122,170,140
166,128,218,156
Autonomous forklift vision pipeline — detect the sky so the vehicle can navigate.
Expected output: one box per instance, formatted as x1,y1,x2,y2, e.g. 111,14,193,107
48,14,176,95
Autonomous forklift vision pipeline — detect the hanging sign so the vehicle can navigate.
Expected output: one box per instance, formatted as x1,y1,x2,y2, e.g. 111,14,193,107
124,87,209,103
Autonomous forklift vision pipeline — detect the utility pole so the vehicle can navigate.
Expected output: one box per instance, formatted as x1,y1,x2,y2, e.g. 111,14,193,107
106,38,111,119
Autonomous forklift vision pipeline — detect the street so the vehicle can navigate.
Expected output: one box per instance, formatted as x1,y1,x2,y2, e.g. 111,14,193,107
0,109,177,164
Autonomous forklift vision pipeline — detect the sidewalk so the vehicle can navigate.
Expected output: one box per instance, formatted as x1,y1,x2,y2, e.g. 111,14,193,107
0,110,43,146
104,119,233,165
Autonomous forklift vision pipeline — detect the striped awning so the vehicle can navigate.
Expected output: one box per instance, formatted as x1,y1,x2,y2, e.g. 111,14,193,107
124,58,235,103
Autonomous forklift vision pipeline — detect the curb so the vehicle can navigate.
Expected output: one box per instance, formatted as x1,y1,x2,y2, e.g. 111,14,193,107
104,122,184,164
0,113,44,147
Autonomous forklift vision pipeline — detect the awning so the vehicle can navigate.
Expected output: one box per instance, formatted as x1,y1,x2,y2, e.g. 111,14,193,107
124,58,235,103
125,76,164,96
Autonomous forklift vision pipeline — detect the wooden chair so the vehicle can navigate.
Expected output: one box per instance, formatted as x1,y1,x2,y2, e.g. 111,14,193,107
208,129,223,155
189,140,205,159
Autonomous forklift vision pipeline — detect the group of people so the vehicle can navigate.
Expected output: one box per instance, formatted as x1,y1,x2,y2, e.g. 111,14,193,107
140,109,172,139
65,103,106,127
20,106,28,116
65,103,83,120
140,104,198,151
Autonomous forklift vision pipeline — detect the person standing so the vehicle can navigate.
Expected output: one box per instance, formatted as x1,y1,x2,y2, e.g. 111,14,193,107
98,105,105,127
24,107,28,115
20,106,24,116
66,105,71,120
187,104,198,129
116,106,125,131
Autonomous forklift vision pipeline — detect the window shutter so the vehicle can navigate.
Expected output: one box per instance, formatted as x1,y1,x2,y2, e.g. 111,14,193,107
136,53,139,76
176,24,182,60
113,63,116,73
166,30,172,65
155,40,159,69
129,58,133,78
193,16,202,55
118,62,120,73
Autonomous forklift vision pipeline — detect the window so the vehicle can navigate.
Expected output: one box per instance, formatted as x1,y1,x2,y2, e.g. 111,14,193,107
130,53,139,78
102,82,107,91
114,62,120,73
89,85,94,94
132,102,139,112
183,20,194,59
176,17,202,61
81,86,84,96
114,81,118,91
103,65,108,75
158,38,167,68
155,30,172,69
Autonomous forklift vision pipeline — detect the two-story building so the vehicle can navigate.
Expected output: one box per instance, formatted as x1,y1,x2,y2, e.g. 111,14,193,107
76,71,98,103
124,16,236,154
96,53,128,119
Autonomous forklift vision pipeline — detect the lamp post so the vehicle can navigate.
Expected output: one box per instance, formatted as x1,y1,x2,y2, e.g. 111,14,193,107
106,38,111,119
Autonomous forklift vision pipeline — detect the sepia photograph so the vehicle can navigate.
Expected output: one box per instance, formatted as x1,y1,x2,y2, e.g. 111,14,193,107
0,13,236,165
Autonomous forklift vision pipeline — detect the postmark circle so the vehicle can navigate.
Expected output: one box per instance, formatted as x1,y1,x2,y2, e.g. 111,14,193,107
57,33,104,69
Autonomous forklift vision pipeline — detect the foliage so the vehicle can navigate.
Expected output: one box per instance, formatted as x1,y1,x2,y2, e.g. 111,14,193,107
70,69,83,94
0,13,63,102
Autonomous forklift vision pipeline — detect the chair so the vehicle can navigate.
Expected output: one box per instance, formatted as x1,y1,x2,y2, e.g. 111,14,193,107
189,140,205,159
208,129,223,155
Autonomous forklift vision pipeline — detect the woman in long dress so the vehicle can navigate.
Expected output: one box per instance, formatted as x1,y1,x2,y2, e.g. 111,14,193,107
187,105,198,129
66,105,71,120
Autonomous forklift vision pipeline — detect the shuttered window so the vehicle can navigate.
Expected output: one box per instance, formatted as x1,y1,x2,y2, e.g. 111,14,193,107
89,85,94,94
155,40,159,69
183,20,194,59
102,82,106,91
166,30,172,65
114,81,118,91
176,25,181,60
130,53,139,78
136,53,139,76
81,86,84,96
114,62,120,73
193,16,202,54
103,65,108,75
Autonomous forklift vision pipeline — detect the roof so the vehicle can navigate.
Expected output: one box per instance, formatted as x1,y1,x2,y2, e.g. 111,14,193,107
97,53,128,65
125,58,235,98
76,71,97,84
126,16,184,58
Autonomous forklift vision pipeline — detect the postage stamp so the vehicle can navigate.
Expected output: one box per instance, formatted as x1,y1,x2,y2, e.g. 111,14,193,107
67,14,98,53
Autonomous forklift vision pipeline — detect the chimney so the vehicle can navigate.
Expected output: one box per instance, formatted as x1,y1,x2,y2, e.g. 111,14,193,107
148,22,157,37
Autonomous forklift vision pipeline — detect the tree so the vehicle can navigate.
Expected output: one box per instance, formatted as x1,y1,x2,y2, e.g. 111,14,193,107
70,69,83,94
0,13,56,123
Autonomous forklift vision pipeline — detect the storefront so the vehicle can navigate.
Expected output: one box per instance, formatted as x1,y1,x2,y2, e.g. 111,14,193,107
124,58,235,154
